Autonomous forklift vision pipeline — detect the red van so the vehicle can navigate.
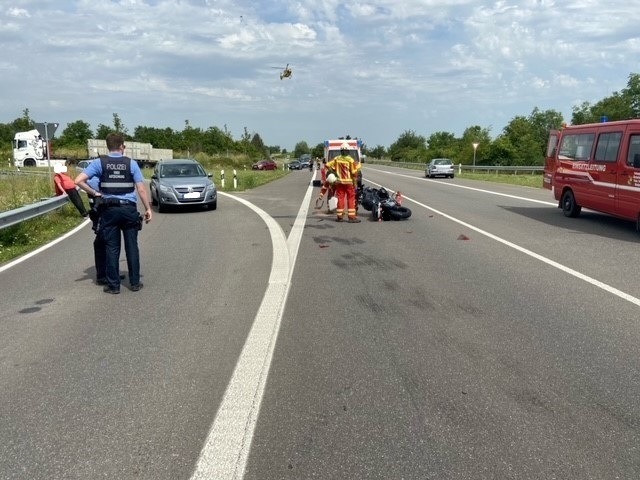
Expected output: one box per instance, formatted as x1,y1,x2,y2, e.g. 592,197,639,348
544,119,640,230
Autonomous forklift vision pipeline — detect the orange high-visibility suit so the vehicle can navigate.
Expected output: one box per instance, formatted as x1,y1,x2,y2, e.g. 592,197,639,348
325,153,359,222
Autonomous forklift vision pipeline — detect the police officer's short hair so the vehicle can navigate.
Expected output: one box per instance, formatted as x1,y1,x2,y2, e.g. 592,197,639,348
106,132,125,151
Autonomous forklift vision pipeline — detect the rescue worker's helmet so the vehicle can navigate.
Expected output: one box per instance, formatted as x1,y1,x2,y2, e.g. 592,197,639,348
340,142,350,155
326,173,337,184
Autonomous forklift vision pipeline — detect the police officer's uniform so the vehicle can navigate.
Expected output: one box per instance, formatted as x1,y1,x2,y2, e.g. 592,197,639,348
83,155,144,293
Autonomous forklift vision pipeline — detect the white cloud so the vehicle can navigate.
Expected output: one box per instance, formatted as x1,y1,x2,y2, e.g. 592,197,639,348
7,7,30,18
1,0,639,148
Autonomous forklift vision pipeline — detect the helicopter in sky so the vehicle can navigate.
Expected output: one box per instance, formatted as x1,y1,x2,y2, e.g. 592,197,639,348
271,63,292,80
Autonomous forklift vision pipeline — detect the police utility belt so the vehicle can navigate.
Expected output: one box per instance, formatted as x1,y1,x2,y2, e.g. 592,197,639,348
98,198,137,208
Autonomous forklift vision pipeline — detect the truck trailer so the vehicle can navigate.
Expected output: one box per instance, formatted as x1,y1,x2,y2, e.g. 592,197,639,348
87,139,173,168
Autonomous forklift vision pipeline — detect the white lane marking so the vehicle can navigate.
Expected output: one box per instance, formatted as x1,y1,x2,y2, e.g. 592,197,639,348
190,186,313,480
367,167,557,206
286,174,316,271
0,219,90,273
365,178,640,308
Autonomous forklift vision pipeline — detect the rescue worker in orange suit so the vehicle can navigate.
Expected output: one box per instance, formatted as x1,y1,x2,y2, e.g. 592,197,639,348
325,143,361,223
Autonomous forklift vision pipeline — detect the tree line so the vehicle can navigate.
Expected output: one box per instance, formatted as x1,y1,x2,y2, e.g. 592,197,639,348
0,112,277,162
381,73,640,166
2,73,639,166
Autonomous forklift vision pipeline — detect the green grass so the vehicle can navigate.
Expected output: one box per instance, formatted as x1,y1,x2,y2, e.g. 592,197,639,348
0,168,91,264
217,169,288,190
0,204,84,263
457,171,543,188
141,165,290,191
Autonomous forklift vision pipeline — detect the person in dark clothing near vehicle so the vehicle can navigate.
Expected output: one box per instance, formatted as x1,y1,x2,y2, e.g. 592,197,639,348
75,133,152,294
86,175,106,284
53,163,89,217
85,175,125,286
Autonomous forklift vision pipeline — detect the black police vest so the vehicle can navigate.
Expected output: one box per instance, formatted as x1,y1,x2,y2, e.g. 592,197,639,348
99,156,135,195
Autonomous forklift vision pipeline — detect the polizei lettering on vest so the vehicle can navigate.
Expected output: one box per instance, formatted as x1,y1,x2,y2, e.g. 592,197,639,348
99,156,136,194
106,163,128,170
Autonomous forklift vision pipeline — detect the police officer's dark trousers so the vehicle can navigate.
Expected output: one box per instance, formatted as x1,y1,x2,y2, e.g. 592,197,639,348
88,196,106,282
99,203,141,290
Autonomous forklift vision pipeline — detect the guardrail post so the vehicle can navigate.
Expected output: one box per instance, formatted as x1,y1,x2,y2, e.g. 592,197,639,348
458,163,462,175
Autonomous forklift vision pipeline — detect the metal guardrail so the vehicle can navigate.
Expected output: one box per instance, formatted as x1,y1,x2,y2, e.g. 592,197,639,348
459,165,543,174
366,160,543,174
0,168,51,177
0,195,69,230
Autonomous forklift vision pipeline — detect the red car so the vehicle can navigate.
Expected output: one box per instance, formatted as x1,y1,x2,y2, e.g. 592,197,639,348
252,159,278,170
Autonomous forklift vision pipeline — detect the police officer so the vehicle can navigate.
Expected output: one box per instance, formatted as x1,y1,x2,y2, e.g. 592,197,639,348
75,133,152,294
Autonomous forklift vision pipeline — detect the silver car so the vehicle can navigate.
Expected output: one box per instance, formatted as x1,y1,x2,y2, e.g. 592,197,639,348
426,158,455,178
150,159,217,212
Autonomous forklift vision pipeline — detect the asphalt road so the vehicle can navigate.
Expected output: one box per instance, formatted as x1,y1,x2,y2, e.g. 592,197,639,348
1,165,639,479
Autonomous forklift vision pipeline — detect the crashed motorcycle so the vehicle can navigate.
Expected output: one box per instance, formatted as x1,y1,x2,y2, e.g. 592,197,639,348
359,186,412,221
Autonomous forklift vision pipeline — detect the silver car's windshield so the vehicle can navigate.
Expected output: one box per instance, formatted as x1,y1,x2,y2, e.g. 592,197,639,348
160,164,205,177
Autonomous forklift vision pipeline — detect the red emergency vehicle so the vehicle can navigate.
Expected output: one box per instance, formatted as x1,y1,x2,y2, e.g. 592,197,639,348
544,119,640,230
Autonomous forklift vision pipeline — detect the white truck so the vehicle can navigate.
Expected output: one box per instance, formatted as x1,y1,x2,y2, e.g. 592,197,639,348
12,129,66,168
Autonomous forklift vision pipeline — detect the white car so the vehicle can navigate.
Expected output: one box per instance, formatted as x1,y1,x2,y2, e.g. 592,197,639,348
75,159,92,171
426,158,454,178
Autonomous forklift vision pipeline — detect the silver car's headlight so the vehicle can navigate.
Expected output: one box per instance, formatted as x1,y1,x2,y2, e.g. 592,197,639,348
159,184,173,193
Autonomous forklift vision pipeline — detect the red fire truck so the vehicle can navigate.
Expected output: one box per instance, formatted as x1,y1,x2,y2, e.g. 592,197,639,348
544,119,640,230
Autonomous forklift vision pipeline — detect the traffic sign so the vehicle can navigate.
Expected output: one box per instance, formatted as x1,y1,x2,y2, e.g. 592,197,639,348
34,122,59,139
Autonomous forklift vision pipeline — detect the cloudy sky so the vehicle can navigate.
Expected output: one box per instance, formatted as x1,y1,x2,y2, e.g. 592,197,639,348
2,0,639,150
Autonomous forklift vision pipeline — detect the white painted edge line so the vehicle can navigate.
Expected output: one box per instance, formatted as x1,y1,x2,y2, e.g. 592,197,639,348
366,177,640,308
286,175,317,272
190,184,314,480
0,219,91,274
371,168,557,206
